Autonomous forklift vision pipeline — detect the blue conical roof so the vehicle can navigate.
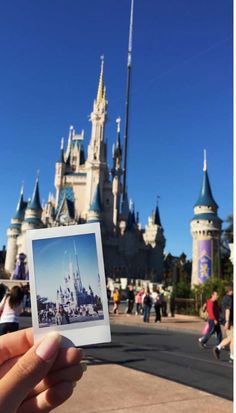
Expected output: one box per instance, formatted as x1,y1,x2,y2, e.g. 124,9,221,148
126,202,136,232
194,170,218,209
13,188,27,220
89,184,102,212
28,178,42,210
154,205,162,226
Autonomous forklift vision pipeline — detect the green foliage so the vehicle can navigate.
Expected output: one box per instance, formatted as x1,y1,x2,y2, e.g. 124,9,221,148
172,279,192,298
193,277,231,306
223,214,233,244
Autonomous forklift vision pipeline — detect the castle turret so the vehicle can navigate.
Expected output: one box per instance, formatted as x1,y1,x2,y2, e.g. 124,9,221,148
143,199,166,282
190,151,222,286
86,57,109,212
5,185,27,274
55,138,66,206
87,183,103,223
20,177,44,252
87,56,107,165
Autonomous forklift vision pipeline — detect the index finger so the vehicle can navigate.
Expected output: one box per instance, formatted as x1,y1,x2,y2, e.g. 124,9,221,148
0,328,33,365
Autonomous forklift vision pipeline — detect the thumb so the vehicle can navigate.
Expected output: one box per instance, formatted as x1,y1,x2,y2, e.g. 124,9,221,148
0,332,61,413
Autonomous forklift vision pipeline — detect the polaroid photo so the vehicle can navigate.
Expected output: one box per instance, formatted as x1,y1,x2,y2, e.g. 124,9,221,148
26,222,111,347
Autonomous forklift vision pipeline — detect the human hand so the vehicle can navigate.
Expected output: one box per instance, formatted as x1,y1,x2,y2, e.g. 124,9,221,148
0,328,86,413
214,320,218,325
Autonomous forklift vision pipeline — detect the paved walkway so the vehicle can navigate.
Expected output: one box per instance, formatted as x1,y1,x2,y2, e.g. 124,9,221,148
109,312,206,334
52,313,233,413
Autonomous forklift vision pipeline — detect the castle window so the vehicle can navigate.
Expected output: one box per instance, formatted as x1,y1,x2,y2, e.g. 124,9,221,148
72,165,76,172
72,156,77,162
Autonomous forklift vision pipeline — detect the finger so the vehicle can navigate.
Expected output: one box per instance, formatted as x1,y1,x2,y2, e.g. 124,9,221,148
18,381,76,413
0,332,61,413
52,347,83,371
0,328,33,364
27,362,86,398
0,347,83,380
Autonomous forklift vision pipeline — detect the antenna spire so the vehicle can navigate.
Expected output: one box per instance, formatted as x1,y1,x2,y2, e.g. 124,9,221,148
122,0,134,204
128,0,134,67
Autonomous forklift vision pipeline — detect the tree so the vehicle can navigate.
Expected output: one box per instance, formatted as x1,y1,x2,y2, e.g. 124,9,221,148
223,214,233,244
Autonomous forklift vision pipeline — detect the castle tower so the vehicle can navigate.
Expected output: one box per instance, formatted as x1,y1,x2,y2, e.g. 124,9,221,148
87,56,107,163
5,185,27,274
86,57,109,212
55,137,66,206
143,200,166,282
190,151,222,286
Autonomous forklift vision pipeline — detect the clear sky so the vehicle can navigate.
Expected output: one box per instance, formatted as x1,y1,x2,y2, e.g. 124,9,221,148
0,0,233,259
32,233,100,302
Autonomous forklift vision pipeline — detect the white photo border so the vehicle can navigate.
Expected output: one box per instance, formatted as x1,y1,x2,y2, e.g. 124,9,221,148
26,222,111,347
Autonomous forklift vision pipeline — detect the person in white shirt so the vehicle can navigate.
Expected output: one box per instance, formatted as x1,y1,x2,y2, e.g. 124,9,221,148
0,285,24,335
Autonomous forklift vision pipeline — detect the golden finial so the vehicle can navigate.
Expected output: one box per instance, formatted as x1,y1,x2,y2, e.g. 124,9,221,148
96,55,105,104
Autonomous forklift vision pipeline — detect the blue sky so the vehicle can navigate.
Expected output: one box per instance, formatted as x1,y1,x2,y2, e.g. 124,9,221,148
32,233,100,302
0,0,233,259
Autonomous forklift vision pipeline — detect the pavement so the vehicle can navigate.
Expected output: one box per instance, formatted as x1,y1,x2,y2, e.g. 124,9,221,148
50,312,233,413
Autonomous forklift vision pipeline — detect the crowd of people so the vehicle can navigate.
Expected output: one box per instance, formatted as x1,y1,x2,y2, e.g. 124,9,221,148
110,285,175,322
109,283,234,363
0,281,233,411
38,302,101,326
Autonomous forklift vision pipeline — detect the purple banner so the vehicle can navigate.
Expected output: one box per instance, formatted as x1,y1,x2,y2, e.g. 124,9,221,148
198,239,212,284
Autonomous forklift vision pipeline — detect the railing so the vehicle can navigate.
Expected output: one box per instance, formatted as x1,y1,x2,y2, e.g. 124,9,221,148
174,298,197,315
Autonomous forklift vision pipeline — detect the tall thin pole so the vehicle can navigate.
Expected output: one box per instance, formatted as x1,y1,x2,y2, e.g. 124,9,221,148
122,0,134,202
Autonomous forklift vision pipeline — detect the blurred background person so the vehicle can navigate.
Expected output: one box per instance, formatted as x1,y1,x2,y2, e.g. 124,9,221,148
0,285,24,335
112,288,120,314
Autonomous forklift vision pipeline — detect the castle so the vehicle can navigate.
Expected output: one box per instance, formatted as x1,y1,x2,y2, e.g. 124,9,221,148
4,58,166,282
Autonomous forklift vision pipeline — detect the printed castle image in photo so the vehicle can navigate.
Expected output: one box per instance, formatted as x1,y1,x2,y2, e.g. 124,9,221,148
35,236,104,328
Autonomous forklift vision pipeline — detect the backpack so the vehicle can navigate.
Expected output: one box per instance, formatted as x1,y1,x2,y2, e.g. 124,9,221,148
144,295,152,307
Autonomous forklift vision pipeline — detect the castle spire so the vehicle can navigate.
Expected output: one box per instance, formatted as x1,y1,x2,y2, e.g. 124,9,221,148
96,55,105,105
13,184,26,220
154,196,162,226
28,175,42,210
58,137,65,163
194,153,218,209
203,148,207,172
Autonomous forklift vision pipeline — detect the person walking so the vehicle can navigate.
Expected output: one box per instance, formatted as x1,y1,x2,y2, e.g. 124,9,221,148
154,289,162,322
160,288,168,317
0,285,24,335
213,285,234,362
126,285,135,315
198,290,222,348
142,289,153,323
135,288,144,315
112,288,120,314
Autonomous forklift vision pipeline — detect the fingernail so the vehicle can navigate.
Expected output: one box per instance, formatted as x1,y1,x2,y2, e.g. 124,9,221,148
82,362,87,372
36,332,62,362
